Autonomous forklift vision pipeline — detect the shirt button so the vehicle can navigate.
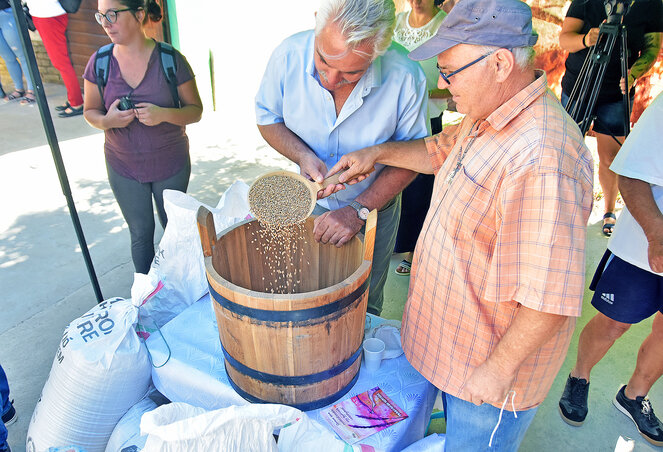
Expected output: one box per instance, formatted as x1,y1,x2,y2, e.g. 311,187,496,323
330,153,335,157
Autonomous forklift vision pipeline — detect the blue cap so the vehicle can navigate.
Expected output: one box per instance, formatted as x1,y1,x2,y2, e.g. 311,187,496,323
409,0,539,61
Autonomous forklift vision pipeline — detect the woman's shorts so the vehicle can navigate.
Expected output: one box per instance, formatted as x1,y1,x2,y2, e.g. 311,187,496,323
561,91,633,137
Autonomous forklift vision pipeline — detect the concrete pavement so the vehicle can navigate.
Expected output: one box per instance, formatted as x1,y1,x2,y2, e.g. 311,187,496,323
0,82,297,451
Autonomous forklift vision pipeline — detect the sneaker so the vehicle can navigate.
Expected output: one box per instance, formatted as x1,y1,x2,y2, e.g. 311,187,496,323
614,385,663,447
1,400,16,426
559,374,590,426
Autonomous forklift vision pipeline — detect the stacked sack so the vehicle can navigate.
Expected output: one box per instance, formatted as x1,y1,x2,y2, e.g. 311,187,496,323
26,298,152,452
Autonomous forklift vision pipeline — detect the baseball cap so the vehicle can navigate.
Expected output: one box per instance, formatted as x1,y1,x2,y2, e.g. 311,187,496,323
409,0,539,61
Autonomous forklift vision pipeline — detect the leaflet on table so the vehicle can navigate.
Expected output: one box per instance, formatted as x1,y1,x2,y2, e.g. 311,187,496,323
320,386,408,444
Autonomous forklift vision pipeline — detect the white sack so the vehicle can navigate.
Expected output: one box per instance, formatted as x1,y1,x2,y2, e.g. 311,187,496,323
139,182,250,328
276,414,385,452
105,387,164,452
141,402,300,452
26,298,151,452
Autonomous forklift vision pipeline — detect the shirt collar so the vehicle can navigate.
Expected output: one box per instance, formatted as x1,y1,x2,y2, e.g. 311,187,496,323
483,70,548,133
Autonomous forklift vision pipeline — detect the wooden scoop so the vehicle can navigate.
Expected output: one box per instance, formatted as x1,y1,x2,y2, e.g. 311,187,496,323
249,170,343,225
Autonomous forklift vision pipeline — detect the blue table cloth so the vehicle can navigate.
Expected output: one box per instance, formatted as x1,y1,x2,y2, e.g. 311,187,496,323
146,294,438,451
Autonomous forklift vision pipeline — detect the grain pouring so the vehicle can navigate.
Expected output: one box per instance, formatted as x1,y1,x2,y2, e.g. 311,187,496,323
247,171,344,294
248,174,312,227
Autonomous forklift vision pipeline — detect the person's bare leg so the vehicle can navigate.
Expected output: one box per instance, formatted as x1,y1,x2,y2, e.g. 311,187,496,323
625,312,663,399
595,132,624,233
571,311,631,380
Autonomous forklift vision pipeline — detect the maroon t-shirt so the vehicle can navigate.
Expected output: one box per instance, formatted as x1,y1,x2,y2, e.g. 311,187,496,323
84,43,195,183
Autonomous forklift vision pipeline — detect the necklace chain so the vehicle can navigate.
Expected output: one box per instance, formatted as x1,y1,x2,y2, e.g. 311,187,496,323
446,120,480,185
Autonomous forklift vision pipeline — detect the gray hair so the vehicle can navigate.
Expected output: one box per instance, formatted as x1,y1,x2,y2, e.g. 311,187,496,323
314,0,395,58
476,45,536,70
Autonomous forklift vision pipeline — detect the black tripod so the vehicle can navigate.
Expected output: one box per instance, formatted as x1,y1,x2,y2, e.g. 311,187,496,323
565,0,632,140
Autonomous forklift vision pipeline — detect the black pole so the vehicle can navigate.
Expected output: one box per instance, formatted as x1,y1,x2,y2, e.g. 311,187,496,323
10,0,104,303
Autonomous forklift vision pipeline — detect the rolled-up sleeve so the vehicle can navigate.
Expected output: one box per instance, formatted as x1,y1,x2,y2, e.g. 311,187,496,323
424,123,460,173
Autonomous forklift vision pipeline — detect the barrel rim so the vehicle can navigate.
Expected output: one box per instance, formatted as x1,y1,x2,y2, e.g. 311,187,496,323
206,255,372,303
205,216,373,302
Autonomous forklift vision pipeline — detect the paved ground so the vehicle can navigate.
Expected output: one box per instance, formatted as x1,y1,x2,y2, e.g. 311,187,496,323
0,83,660,451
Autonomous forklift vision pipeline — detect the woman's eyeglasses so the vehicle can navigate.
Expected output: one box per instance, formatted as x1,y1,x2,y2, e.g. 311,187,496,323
436,50,497,84
95,8,133,25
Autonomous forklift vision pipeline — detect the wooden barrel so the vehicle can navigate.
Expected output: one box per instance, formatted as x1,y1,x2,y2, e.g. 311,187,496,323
197,207,377,410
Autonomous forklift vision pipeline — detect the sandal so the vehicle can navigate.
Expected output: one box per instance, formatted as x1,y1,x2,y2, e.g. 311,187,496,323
602,212,616,237
395,259,412,275
58,104,84,118
20,91,36,105
5,89,25,101
55,101,71,111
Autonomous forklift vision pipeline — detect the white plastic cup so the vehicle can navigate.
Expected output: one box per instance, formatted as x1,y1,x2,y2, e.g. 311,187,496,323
363,337,385,373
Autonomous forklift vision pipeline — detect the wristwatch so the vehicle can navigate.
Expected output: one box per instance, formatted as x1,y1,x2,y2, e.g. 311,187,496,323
350,201,370,221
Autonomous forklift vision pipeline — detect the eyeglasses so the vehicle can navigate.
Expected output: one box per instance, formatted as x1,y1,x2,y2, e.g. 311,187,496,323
436,50,497,84
95,8,133,25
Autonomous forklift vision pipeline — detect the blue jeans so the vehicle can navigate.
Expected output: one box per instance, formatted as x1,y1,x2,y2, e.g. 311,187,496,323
442,392,538,451
0,7,34,92
0,364,10,444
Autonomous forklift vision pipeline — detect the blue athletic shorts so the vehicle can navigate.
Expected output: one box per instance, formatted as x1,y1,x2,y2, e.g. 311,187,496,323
589,249,663,324
561,92,633,137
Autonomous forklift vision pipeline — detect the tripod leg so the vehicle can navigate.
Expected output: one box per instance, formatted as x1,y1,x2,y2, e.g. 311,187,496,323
619,25,631,138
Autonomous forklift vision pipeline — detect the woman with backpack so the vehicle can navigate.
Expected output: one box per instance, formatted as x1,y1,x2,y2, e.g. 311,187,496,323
82,0,203,274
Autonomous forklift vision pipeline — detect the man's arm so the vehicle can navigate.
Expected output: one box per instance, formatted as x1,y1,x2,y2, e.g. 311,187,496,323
628,33,661,85
463,306,568,406
327,139,433,186
354,166,417,211
622,32,662,92
618,175,663,272
313,166,416,247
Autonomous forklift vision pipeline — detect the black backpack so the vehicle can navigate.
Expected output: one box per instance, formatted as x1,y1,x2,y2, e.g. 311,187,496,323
94,41,181,108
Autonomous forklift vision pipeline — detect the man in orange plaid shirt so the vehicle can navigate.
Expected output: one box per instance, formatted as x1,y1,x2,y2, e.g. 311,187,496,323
326,0,594,449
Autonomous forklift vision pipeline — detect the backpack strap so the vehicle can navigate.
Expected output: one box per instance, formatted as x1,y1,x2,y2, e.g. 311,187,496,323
156,42,181,108
94,43,115,100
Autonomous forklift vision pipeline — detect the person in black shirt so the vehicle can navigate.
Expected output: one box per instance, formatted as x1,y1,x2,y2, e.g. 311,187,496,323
559,0,662,236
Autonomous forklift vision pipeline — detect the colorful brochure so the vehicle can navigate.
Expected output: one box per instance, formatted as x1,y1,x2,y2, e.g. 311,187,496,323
320,386,408,444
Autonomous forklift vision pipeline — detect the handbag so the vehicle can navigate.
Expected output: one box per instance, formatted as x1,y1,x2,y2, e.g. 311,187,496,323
22,3,36,32
58,0,82,14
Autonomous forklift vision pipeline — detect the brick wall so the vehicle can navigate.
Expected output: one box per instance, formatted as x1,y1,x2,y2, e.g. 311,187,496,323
0,32,62,91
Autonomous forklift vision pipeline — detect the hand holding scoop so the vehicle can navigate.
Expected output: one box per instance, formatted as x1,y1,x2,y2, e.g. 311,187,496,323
249,170,343,226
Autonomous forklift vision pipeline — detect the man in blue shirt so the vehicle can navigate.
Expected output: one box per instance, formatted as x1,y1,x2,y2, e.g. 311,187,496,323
255,0,428,315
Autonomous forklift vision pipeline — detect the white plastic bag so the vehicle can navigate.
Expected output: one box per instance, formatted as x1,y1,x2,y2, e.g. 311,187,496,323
139,183,250,328
277,414,384,452
26,298,152,452
105,387,167,452
141,402,300,452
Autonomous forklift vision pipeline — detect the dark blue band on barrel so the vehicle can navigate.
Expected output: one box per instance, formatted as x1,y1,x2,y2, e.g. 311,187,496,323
222,343,362,386
208,277,369,323
225,364,361,411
